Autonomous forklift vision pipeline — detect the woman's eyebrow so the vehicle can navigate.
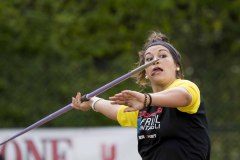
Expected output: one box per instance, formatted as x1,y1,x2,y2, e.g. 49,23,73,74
158,49,169,53
145,52,151,56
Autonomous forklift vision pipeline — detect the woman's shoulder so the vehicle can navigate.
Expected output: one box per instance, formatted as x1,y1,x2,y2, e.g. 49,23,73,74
167,79,200,93
173,79,198,87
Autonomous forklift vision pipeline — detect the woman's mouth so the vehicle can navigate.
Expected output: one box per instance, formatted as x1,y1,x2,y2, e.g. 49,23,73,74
151,67,163,76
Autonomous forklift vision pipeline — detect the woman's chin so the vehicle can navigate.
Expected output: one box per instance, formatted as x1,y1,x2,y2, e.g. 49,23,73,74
150,76,164,83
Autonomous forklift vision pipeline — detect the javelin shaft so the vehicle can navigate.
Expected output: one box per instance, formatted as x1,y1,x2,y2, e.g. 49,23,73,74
0,59,158,145
81,58,158,101
0,105,72,145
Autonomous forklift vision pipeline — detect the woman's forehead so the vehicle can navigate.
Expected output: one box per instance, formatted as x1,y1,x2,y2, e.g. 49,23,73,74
145,45,170,55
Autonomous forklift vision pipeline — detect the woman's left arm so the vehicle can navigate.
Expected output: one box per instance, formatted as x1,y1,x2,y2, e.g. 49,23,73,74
110,87,192,112
150,87,192,108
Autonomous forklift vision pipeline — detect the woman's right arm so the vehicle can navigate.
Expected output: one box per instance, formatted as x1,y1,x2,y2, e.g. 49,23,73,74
72,92,121,121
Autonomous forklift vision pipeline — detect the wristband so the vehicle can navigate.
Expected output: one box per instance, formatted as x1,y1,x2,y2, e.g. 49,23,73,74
146,93,152,107
143,94,147,108
91,97,102,112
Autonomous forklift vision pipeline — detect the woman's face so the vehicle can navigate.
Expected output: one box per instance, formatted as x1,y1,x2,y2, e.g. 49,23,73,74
144,45,178,87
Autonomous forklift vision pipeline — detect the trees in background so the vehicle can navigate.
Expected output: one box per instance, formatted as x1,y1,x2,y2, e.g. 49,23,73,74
0,1,239,158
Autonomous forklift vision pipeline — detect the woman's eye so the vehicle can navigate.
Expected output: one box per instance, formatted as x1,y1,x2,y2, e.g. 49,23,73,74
159,55,167,58
145,57,153,62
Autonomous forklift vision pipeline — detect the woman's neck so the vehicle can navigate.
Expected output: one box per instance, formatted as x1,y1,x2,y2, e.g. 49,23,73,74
151,78,177,92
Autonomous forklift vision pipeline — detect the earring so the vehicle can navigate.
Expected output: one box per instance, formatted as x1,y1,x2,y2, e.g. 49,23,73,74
176,67,180,71
145,75,148,79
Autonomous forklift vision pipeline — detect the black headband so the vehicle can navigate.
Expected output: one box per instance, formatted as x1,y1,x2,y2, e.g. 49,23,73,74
144,41,181,63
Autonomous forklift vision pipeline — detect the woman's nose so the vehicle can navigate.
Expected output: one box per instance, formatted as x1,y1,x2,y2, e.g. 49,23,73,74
153,58,160,65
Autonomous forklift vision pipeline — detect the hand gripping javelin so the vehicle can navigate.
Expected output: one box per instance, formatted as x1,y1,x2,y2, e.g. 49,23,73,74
0,59,158,145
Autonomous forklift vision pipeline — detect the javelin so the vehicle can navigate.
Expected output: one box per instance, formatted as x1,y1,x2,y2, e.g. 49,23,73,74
0,59,158,145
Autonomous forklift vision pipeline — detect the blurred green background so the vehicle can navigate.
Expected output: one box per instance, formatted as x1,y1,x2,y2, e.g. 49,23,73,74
0,0,239,159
